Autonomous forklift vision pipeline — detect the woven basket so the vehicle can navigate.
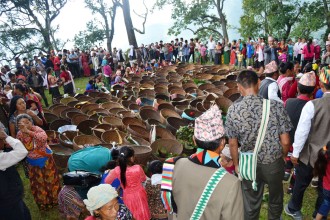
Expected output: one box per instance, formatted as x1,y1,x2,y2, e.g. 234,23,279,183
87,108,109,116
174,105,188,115
198,83,215,91
44,113,59,124
160,108,181,123
117,110,136,118
102,116,124,130
228,93,241,102
74,101,90,110
127,125,149,140
89,112,109,122
52,145,74,173
121,100,135,109
101,102,123,110
67,100,80,108
52,105,69,116
226,75,237,81
77,120,99,135
130,145,152,166
215,97,233,114
225,81,238,89
139,109,161,122
95,97,111,104
71,114,89,126
97,92,112,99
166,117,190,135
125,135,150,146
66,111,84,120
153,126,176,141
101,129,127,145
150,139,183,162
81,103,100,114
60,97,78,105
73,135,103,151
45,130,61,148
87,91,100,98
158,103,175,111
59,130,82,149
109,107,126,115
128,103,140,112
224,88,240,98
48,103,64,112
76,96,94,102
60,108,80,119
122,117,146,129
49,119,70,131
92,124,113,139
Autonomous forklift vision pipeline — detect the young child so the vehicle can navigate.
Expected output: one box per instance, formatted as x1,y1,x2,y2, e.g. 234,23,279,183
314,142,330,220
95,78,104,91
220,145,236,175
105,147,150,220
145,160,167,220
200,43,207,64
194,48,201,64
237,50,243,70
4,84,13,99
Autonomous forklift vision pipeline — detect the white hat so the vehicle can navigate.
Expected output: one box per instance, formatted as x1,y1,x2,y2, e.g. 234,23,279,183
83,184,118,215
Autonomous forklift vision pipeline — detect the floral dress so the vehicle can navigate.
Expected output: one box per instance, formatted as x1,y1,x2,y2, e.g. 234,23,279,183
17,125,61,209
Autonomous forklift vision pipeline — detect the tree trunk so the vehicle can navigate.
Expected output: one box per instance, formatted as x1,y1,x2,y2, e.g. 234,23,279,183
220,14,228,42
122,0,137,48
43,32,53,53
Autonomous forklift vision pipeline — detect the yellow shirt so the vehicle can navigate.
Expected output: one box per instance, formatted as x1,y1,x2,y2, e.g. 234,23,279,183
237,54,243,62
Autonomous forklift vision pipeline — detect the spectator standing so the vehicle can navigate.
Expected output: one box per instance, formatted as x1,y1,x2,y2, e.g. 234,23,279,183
227,70,292,220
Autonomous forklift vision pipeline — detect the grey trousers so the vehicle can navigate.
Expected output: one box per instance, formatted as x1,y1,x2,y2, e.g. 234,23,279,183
242,158,285,220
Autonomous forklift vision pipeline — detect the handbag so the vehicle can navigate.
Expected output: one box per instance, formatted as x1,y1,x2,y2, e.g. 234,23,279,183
62,171,102,188
190,167,227,220
239,99,270,191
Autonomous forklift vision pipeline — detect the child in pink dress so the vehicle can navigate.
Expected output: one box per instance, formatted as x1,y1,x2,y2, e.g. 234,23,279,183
105,146,150,220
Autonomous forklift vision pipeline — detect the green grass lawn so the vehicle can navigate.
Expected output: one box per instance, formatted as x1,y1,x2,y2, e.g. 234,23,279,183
28,76,319,219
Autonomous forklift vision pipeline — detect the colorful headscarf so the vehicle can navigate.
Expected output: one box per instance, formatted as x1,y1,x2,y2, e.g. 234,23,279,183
320,66,330,84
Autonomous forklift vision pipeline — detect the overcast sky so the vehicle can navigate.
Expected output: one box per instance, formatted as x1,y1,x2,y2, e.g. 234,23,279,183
54,0,243,50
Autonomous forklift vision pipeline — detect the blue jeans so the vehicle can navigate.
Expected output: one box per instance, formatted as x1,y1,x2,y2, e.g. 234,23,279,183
318,188,330,216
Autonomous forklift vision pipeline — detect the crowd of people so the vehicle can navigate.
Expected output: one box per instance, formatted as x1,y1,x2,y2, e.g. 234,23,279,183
0,32,330,220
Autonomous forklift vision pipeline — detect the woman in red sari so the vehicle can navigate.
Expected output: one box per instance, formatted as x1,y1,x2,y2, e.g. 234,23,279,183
81,51,91,77
16,114,61,210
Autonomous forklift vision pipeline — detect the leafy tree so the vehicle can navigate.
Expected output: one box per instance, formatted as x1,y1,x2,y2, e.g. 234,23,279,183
154,0,229,42
0,0,68,62
239,0,326,40
73,21,105,50
84,0,120,52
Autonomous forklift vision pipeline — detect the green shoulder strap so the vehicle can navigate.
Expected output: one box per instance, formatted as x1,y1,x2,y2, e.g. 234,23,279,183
190,167,227,220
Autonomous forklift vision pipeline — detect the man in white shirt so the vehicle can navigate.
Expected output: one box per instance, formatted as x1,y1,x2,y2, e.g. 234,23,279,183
0,125,31,220
207,35,216,62
285,68,330,220
294,38,302,63
258,61,283,103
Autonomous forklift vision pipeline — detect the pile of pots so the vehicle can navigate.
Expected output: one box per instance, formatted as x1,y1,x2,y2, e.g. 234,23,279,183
45,63,241,172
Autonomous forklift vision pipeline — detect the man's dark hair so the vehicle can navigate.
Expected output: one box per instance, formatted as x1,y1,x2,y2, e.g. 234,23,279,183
298,83,315,94
237,70,259,88
195,138,222,151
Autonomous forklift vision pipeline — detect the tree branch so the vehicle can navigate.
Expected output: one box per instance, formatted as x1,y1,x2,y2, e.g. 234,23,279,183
132,0,148,34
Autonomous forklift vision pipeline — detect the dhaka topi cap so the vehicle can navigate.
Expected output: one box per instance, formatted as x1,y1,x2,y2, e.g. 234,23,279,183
264,61,278,74
84,184,118,215
194,105,225,142
298,71,316,87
